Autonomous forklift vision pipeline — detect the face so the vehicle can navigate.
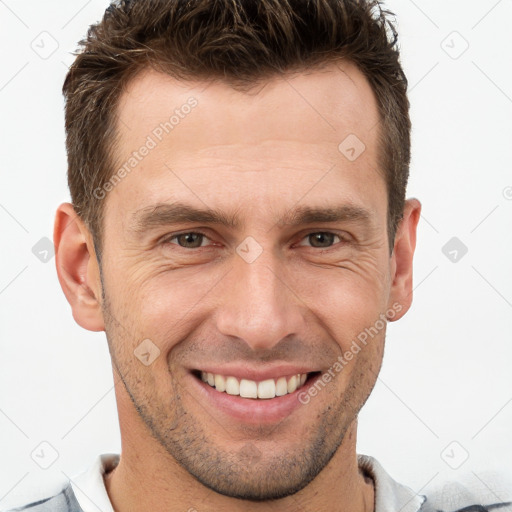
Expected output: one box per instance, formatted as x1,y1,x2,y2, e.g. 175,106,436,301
90,62,410,500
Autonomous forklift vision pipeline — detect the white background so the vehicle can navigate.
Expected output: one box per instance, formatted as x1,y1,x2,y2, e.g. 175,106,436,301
1,0,511,508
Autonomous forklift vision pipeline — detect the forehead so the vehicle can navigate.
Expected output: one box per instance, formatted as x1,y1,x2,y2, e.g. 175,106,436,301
106,61,384,229
116,61,380,152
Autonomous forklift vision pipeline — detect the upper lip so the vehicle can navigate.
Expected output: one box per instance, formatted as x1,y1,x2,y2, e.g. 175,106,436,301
191,365,318,382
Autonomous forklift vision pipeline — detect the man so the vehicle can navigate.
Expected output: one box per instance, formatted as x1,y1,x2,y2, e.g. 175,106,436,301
6,0,511,511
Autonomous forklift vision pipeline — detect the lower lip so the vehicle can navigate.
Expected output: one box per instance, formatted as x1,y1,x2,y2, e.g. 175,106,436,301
188,372,320,425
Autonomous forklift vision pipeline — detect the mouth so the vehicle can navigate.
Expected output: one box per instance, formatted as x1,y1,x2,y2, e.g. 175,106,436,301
188,368,324,424
191,369,322,400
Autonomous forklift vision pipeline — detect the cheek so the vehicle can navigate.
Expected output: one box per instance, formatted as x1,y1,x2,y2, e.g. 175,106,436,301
294,259,390,343
123,265,224,346
106,240,391,353
330,316,386,402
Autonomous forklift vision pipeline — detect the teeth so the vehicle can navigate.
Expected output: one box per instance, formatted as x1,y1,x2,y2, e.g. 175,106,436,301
200,371,309,399
257,379,276,399
214,374,226,392
240,379,258,398
275,377,288,396
287,375,298,393
225,376,239,395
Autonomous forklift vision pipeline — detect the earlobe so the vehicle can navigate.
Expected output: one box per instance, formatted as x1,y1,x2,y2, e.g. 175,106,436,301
53,202,105,332
387,198,421,322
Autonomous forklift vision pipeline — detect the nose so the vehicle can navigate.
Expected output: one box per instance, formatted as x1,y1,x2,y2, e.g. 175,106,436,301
214,246,306,352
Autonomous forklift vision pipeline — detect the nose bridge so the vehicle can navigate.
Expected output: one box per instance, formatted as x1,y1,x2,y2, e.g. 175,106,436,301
215,243,304,351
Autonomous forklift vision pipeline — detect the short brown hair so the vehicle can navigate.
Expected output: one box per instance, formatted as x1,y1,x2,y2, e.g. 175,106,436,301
63,0,410,253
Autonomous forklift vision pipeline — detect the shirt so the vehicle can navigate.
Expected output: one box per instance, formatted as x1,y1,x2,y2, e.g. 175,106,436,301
4,453,512,512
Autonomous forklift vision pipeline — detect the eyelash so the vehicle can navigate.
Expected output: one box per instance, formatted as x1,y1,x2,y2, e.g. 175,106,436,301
163,230,347,250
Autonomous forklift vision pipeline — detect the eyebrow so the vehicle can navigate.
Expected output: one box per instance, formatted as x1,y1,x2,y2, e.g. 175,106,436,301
130,201,372,234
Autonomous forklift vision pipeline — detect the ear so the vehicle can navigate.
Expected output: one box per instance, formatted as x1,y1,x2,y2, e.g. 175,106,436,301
53,202,105,331
387,198,421,321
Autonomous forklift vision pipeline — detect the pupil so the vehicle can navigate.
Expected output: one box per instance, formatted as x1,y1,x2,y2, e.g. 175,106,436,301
311,232,333,248
179,233,202,248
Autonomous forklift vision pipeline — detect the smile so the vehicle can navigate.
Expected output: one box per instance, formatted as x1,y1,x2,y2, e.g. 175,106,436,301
195,371,317,399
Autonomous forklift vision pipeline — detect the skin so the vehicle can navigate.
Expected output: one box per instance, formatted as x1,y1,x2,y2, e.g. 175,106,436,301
54,60,421,512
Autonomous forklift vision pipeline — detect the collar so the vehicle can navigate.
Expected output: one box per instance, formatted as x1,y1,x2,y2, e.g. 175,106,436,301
70,453,119,512
358,454,426,512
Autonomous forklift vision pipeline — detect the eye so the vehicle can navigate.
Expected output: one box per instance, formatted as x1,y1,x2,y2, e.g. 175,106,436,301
163,231,346,251
166,232,210,249
298,232,343,249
